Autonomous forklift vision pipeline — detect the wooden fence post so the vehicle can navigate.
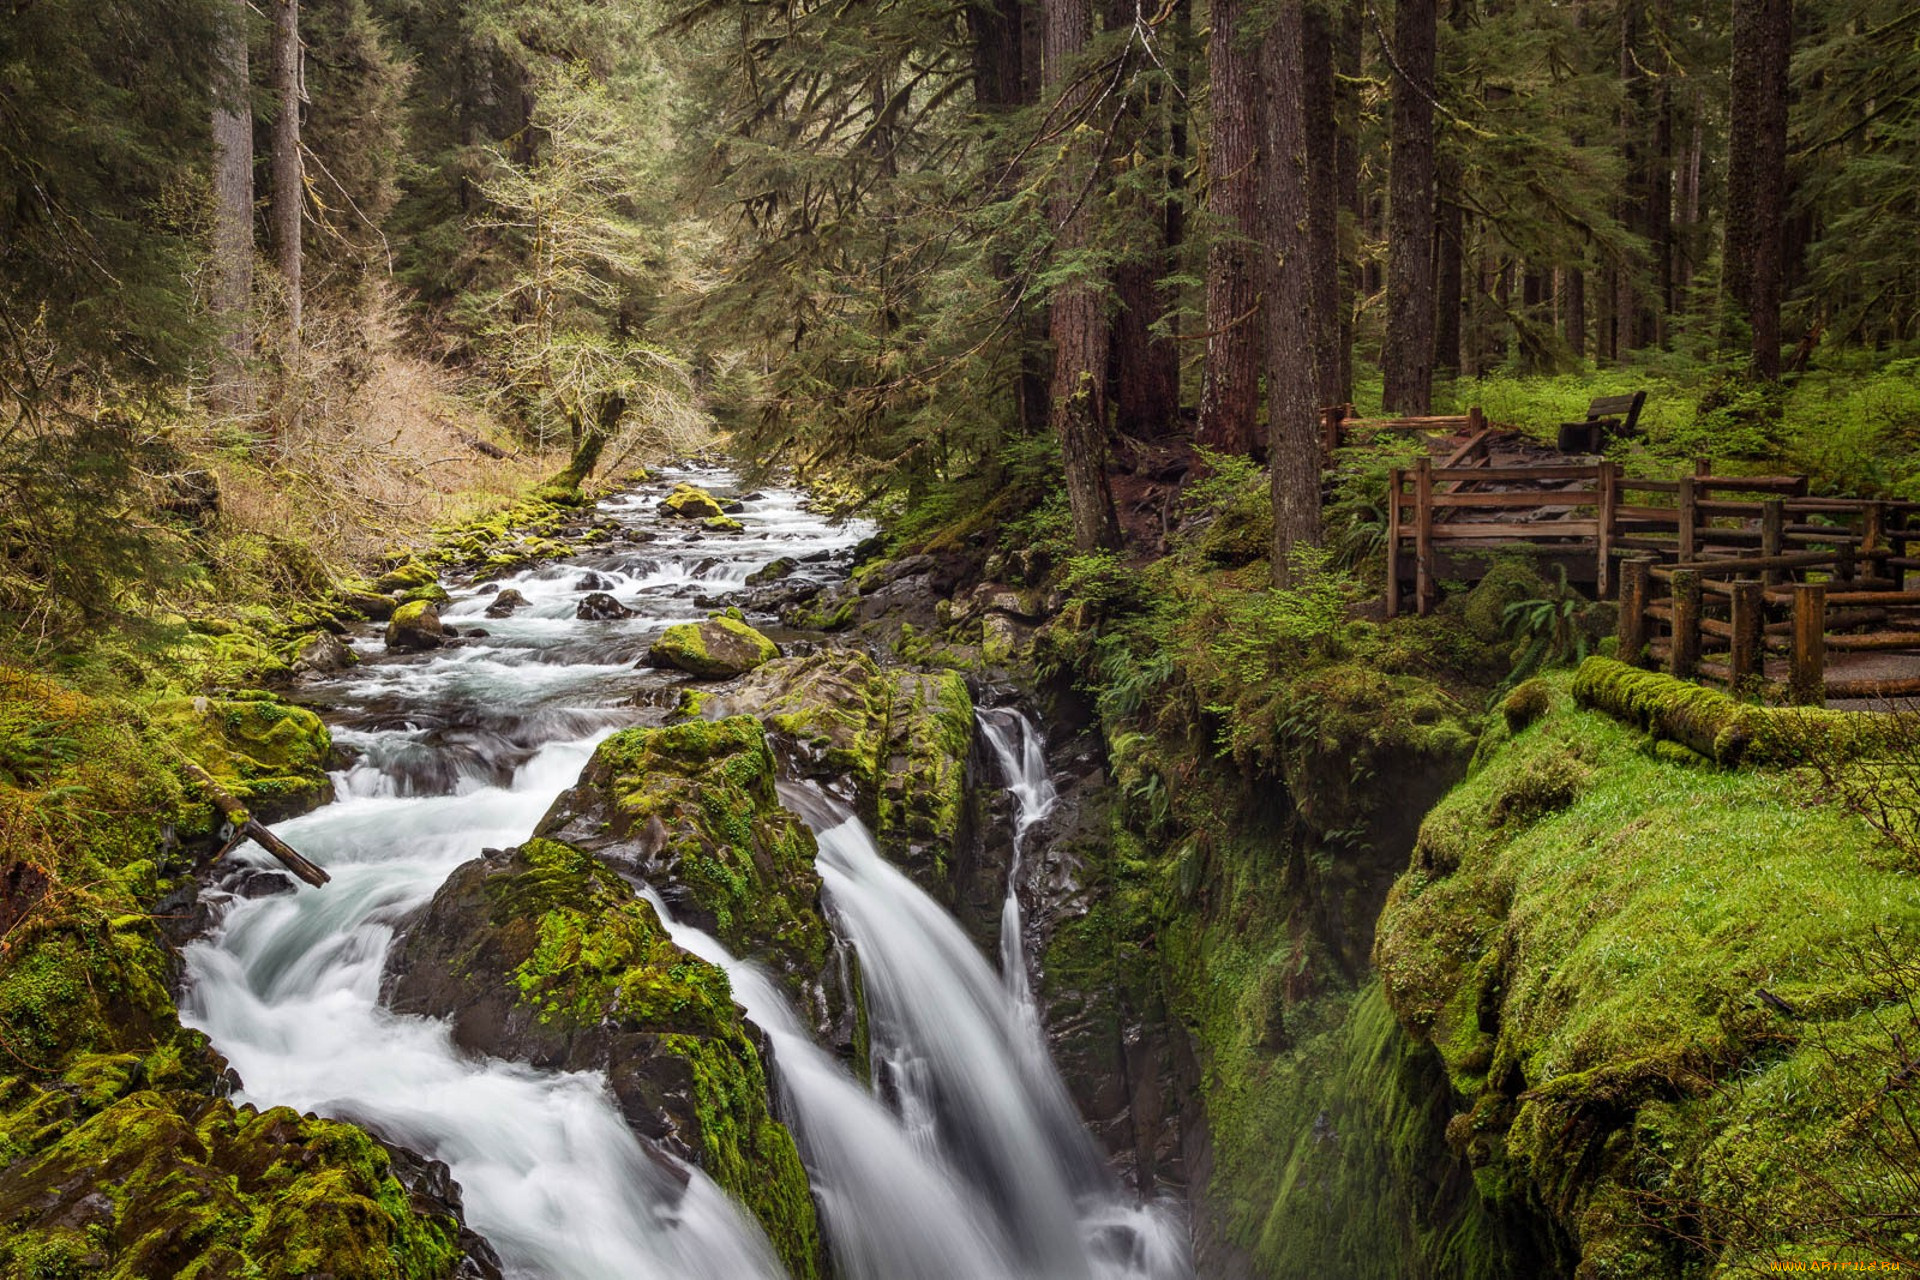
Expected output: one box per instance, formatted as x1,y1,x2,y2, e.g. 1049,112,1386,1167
1414,456,1435,616
1865,501,1887,555
1386,468,1403,618
1596,461,1618,598
1791,582,1827,706
1730,580,1764,693
1618,557,1652,665
1760,498,1785,587
1677,474,1699,563
1322,405,1343,455
1669,569,1703,679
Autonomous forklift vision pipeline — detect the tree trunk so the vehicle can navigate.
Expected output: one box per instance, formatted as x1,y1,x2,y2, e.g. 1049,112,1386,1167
1725,0,1791,377
1106,0,1182,441
1304,4,1341,409
1565,266,1587,360
271,0,303,343
1333,0,1361,403
1046,0,1121,549
1197,0,1262,455
1261,0,1322,586
1434,158,1463,379
210,0,253,415
1382,0,1437,412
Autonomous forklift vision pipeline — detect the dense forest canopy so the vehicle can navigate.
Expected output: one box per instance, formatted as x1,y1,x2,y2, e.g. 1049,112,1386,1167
1,0,1917,640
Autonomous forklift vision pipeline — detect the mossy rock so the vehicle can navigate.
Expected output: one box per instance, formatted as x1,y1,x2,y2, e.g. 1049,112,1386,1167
713,650,974,885
0,1089,468,1280
647,616,778,679
385,838,822,1278
660,484,724,520
1459,558,1552,644
337,586,397,622
372,560,439,594
1196,474,1273,568
536,717,838,1010
702,515,746,534
148,692,334,822
386,600,446,652
746,557,797,586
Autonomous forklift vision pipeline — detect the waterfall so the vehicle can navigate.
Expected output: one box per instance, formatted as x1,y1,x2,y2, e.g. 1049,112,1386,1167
180,467,1191,1278
977,706,1058,1017
652,790,1192,1280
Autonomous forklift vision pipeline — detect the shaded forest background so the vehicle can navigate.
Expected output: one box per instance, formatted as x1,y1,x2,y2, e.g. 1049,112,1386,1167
2,0,1917,649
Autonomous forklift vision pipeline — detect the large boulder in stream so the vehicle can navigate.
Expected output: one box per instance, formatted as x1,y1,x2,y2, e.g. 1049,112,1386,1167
645,615,777,679
574,591,634,621
384,838,823,1280
534,718,845,1021
658,483,724,520
690,650,975,890
385,601,446,651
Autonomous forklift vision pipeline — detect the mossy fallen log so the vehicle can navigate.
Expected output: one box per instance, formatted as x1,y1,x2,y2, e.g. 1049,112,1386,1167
182,760,330,887
1570,656,1910,766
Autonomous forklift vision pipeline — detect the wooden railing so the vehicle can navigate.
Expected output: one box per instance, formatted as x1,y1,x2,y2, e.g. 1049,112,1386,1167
1617,548,1920,703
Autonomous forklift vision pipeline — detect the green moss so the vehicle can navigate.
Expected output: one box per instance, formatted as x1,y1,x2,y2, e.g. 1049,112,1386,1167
662,484,725,519
544,718,832,987
1500,678,1553,733
421,837,823,1278
648,616,778,679
389,599,434,628
0,1091,464,1280
702,515,745,534
1376,674,1920,1270
145,692,332,821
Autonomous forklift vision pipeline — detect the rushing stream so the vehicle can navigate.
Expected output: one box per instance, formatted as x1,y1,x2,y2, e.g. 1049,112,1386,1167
180,469,1190,1279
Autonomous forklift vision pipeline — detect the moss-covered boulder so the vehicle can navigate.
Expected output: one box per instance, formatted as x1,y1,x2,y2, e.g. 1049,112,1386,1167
702,515,745,534
385,838,823,1279
536,719,838,1005
338,586,398,622
0,1088,472,1280
148,692,334,823
704,650,975,884
1375,674,1920,1272
0,669,486,1280
372,559,440,595
386,600,446,652
746,557,797,586
288,629,356,676
646,616,778,679
660,484,724,520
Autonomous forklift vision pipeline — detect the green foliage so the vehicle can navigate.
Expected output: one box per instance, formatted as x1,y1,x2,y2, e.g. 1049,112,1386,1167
1498,566,1593,690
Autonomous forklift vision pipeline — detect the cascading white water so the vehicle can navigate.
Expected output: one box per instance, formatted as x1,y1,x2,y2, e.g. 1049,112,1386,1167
649,790,1192,1280
180,466,1191,1279
977,707,1059,1018
182,468,862,1280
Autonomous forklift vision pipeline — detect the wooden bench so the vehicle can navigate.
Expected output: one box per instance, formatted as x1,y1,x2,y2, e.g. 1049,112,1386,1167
1557,391,1647,454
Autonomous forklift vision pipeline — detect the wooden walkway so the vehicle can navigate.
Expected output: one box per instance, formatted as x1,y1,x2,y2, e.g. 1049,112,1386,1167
1341,410,1920,706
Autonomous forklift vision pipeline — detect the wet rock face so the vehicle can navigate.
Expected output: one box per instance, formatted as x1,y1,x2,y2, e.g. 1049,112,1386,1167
645,616,778,679
482,588,529,618
574,591,635,621
386,601,447,652
384,838,823,1280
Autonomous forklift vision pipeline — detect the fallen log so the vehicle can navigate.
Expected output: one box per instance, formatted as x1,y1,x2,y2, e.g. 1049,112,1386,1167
181,761,330,888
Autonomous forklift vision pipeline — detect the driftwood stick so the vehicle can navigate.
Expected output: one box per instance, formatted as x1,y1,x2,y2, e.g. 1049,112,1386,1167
181,761,330,888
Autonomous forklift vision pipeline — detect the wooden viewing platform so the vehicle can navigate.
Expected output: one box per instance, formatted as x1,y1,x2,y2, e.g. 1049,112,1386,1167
1349,408,1920,706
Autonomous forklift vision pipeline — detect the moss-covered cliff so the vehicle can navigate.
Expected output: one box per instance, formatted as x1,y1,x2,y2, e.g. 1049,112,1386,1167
1376,668,1920,1273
